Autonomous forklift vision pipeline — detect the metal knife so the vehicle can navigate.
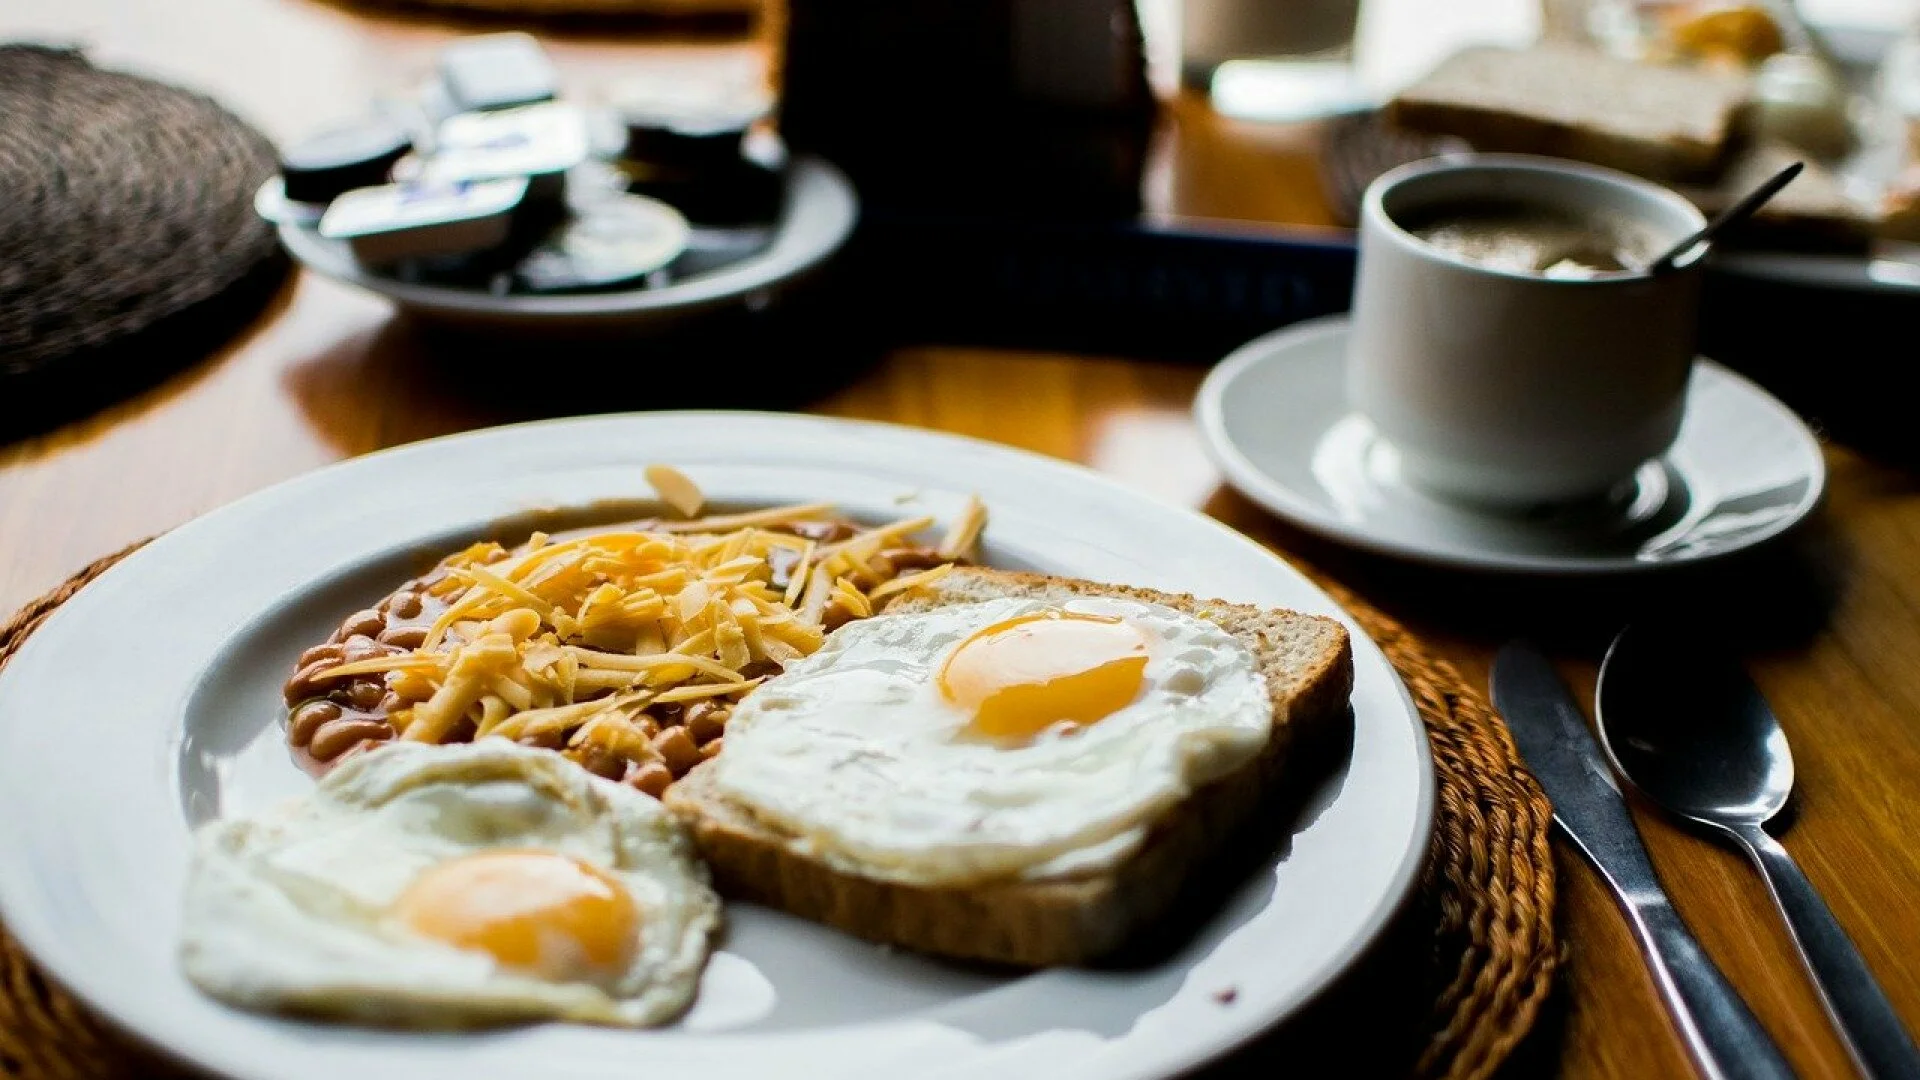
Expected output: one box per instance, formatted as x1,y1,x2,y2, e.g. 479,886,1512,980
1492,642,1797,1080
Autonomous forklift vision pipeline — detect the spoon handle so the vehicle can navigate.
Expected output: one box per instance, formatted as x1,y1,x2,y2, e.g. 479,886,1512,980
1630,899,1800,1080
1737,825,1920,1080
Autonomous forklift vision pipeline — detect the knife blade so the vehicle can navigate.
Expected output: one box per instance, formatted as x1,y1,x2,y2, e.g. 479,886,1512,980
1492,642,1796,1080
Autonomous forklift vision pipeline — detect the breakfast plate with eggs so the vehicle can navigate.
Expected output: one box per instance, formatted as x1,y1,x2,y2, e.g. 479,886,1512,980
0,412,1431,1080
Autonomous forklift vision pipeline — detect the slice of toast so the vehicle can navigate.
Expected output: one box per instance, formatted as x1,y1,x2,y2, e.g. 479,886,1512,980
1677,141,1878,251
664,567,1354,967
1387,44,1750,181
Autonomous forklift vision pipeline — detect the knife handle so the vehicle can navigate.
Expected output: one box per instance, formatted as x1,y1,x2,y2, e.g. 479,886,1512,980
1632,899,1798,1080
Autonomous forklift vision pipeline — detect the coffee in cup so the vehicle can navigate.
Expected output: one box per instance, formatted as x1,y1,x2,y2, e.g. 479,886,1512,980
1396,198,1666,279
1347,155,1708,508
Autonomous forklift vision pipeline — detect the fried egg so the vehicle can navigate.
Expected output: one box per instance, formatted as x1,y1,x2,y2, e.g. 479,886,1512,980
704,595,1270,886
180,740,719,1027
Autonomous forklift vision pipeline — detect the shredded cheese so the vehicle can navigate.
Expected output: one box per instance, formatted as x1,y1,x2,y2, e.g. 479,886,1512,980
305,489,987,782
644,464,707,518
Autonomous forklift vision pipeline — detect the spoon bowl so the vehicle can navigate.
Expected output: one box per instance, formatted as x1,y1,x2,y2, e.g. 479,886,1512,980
1596,623,1920,1079
1595,624,1794,829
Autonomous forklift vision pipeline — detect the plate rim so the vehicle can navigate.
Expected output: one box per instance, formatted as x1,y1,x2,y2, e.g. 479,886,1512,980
1194,315,1827,576
276,157,857,323
0,410,1434,1080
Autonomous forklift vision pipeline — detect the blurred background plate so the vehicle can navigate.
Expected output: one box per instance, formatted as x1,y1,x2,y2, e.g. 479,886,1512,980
277,156,855,334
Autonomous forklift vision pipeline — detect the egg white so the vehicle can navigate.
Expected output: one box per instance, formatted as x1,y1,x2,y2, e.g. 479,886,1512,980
705,596,1270,887
180,740,720,1028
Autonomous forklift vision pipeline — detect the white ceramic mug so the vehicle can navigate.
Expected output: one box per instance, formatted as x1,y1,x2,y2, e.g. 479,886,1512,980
1347,154,1708,507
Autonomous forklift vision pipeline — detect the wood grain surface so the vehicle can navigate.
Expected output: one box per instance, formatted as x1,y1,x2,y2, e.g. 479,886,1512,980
2,2,1916,1078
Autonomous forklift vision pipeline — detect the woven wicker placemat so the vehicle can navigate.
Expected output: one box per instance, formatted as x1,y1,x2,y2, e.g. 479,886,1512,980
1318,111,1467,229
0,542,1557,1080
0,46,285,432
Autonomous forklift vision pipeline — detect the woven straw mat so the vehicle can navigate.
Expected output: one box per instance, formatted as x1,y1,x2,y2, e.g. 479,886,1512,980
1318,112,1468,229
0,46,283,392
0,542,1557,1080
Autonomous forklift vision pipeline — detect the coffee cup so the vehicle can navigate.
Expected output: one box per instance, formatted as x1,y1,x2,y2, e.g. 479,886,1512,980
1347,154,1708,508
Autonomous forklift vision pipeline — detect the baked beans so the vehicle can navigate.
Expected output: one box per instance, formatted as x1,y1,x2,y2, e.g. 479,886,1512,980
281,563,461,773
281,511,970,794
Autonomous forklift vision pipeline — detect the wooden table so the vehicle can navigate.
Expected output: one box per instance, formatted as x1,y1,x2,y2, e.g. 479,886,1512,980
3,3,1917,1078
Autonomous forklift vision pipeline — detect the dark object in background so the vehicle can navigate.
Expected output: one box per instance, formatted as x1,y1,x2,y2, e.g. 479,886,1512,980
1699,272,1919,465
0,45,287,440
616,92,783,226
438,33,558,112
780,0,1155,220
620,98,763,172
844,217,1358,362
779,0,1345,359
280,118,414,205
625,160,783,226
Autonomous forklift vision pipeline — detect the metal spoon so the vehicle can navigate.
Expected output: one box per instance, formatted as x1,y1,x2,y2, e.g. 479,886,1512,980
1597,625,1920,1080
1647,161,1803,274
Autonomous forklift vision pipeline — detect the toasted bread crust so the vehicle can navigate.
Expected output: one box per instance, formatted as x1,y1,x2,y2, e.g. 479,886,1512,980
1387,44,1748,181
665,568,1354,966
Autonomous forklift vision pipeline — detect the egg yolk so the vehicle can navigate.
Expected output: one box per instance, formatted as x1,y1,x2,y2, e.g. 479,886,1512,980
393,850,639,981
938,611,1149,743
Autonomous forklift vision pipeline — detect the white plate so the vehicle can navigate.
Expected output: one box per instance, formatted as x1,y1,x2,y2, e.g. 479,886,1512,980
0,412,1432,1080
274,157,857,332
1195,317,1826,575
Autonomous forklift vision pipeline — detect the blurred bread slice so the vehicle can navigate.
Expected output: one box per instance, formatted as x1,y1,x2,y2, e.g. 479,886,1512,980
1678,141,1879,251
665,567,1353,967
1388,44,1750,180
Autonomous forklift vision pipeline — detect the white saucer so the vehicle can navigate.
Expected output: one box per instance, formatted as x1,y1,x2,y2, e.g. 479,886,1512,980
1194,316,1826,575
